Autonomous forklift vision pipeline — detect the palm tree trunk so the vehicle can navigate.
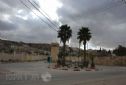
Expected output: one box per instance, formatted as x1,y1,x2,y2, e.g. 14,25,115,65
78,42,80,66
63,42,66,66
83,44,86,61
70,49,72,66
83,41,86,66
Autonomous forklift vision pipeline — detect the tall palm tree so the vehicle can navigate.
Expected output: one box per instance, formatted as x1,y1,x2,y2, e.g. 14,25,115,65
78,39,82,66
77,27,91,67
58,24,72,66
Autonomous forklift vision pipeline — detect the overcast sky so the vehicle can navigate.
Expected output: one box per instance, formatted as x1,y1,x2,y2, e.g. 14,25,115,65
0,0,126,49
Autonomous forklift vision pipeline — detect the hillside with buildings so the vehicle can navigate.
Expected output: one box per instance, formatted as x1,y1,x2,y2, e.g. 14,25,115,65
0,39,81,56
0,39,126,66
0,39,51,55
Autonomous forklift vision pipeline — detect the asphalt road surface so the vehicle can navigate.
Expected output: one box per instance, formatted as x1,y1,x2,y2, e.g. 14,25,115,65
0,61,126,85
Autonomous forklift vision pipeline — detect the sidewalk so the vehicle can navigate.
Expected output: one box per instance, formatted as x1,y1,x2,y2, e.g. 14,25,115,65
0,68,10,74
75,75,126,85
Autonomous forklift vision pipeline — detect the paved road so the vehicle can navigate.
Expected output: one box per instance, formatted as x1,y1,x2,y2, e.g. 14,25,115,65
0,61,126,85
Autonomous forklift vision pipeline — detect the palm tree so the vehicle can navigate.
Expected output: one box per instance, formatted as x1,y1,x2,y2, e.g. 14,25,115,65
58,24,72,66
77,27,91,67
78,40,82,66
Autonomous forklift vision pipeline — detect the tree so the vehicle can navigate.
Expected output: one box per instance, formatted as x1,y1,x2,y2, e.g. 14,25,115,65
113,45,126,56
78,40,82,66
77,27,91,67
58,24,72,66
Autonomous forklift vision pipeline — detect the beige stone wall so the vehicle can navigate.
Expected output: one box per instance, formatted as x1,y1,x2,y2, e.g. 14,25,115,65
65,56,82,62
95,56,126,66
51,43,59,63
0,53,46,62
65,56,126,66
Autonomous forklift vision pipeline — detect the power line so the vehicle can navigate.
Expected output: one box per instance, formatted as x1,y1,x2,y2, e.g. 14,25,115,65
27,0,57,28
27,0,58,30
32,0,60,27
19,0,58,32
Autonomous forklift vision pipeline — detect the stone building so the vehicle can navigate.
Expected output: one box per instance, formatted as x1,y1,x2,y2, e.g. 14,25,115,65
51,43,59,63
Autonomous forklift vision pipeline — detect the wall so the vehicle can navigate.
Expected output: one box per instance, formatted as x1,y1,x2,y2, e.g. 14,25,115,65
65,56,126,66
51,43,59,63
95,56,126,66
0,53,46,62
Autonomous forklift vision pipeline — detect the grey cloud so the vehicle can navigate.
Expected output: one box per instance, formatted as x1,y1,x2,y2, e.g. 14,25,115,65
1,0,126,49
0,0,20,7
0,20,17,31
0,0,58,43
57,0,126,49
